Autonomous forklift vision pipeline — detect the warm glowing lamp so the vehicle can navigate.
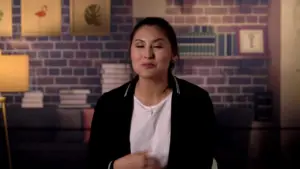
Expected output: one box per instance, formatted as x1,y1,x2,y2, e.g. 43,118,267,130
0,52,29,169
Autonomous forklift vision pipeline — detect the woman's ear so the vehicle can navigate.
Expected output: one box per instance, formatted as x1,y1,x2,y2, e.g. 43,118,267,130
172,55,179,62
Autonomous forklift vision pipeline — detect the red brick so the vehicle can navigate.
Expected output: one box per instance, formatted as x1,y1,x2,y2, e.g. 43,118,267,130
32,77,54,85
252,6,268,14
173,26,193,34
80,77,100,85
202,86,216,93
229,77,251,84
222,16,234,23
242,86,265,93
192,7,203,14
217,59,240,67
228,7,240,14
197,0,209,5
210,95,222,102
223,96,234,102
164,16,174,23
210,0,222,5
30,60,43,67
36,68,48,75
216,26,236,32
185,16,197,24
235,95,251,102
246,16,258,23
235,16,245,23
69,60,92,67
211,68,235,75
205,7,228,15
217,86,240,93
198,68,210,75
223,0,235,5
259,16,268,23
197,16,209,24
44,59,67,67
174,16,185,23
56,77,78,84
180,67,199,74
206,77,226,84
112,7,131,14
166,7,181,14
166,0,174,5
184,59,216,67
210,16,222,24
253,77,268,84
45,87,66,94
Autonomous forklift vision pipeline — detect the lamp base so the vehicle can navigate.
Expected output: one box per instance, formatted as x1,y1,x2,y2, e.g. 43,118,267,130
0,96,6,102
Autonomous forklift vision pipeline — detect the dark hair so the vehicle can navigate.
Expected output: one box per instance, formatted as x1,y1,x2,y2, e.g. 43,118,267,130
129,17,179,75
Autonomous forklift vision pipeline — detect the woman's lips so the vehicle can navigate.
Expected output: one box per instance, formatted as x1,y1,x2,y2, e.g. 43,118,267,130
142,63,156,68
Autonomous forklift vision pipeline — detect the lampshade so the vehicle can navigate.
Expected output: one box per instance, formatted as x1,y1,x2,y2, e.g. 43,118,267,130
0,55,29,92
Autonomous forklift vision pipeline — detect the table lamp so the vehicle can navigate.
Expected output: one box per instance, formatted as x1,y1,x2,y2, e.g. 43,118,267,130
0,52,29,169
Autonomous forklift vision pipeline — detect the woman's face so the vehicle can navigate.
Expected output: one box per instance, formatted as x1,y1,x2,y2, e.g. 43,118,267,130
130,25,174,79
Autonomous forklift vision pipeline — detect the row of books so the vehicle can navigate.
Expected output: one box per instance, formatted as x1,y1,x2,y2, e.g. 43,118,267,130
101,63,131,94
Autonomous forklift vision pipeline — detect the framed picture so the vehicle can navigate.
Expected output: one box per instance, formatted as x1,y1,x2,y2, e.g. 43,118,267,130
21,0,61,36
70,0,111,36
0,0,12,37
236,27,267,56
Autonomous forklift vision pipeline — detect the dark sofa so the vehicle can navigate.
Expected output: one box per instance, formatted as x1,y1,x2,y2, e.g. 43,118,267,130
0,106,89,169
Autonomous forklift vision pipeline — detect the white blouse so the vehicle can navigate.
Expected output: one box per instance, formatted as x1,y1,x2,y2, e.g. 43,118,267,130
130,92,172,168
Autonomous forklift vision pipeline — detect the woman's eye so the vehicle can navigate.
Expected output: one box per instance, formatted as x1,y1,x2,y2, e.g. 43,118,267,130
153,46,163,48
136,45,144,48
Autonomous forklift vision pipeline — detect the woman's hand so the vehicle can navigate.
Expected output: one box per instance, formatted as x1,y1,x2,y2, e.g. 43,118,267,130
145,157,161,169
113,151,148,169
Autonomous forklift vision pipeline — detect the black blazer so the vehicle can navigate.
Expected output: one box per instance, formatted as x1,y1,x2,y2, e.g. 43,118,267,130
87,75,217,169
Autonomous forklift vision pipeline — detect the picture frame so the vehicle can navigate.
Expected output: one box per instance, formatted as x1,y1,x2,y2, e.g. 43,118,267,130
236,27,268,56
0,0,12,37
21,0,62,36
70,0,111,36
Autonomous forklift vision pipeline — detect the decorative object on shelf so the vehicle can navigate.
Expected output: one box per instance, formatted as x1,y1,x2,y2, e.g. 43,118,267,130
236,27,267,56
58,89,91,108
70,0,111,36
101,63,131,94
21,0,61,36
0,0,12,37
21,91,44,108
178,26,217,56
217,32,238,56
133,0,166,17
0,54,29,169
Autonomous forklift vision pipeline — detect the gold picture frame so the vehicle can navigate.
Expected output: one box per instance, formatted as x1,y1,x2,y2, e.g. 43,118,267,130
21,0,62,36
0,0,12,37
70,0,111,36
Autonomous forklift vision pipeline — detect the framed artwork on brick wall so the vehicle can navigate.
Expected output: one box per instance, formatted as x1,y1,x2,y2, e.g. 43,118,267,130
21,0,61,36
0,0,12,37
70,0,111,36
236,27,268,57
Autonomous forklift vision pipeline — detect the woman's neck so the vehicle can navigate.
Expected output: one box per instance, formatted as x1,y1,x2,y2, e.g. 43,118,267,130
135,75,171,106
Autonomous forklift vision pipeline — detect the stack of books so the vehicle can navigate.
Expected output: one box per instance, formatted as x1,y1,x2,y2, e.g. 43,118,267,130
58,89,90,108
21,91,44,108
101,63,131,94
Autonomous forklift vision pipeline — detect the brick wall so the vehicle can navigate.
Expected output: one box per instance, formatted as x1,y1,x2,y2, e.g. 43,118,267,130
1,0,269,108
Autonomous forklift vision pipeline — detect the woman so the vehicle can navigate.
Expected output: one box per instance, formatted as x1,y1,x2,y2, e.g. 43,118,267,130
88,17,216,169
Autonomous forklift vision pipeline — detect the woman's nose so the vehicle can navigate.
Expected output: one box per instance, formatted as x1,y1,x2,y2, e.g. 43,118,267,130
143,48,154,59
